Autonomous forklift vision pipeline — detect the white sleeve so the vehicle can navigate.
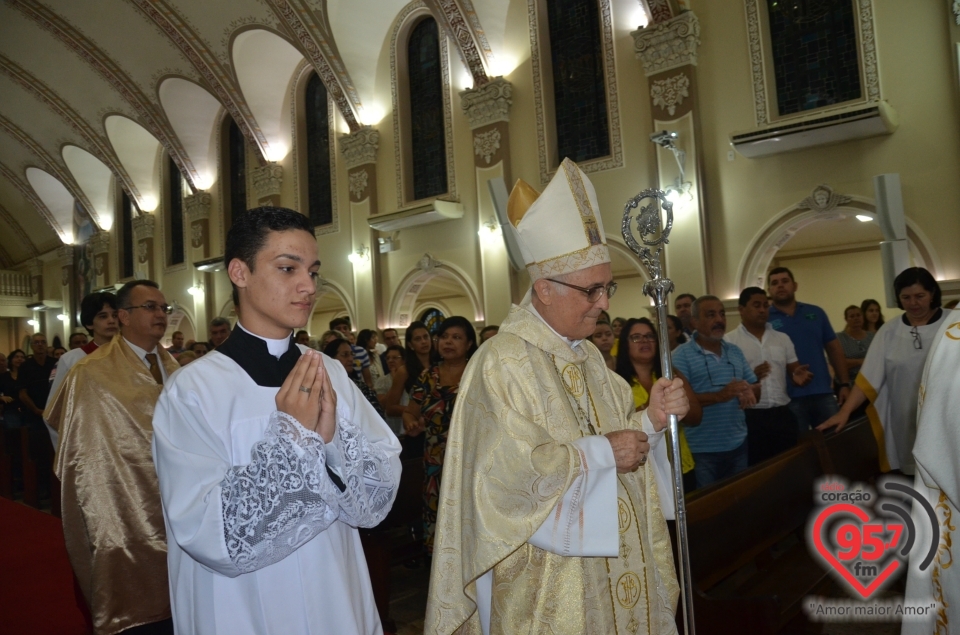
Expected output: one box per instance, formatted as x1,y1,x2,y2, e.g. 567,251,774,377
636,409,674,520
44,353,77,448
527,434,619,557
152,373,401,577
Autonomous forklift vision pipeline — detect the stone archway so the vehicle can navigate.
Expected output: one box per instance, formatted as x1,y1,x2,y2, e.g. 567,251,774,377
314,276,357,327
737,185,942,292
388,253,483,327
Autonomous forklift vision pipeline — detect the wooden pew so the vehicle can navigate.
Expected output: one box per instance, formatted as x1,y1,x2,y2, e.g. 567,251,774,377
0,426,12,499
679,417,880,635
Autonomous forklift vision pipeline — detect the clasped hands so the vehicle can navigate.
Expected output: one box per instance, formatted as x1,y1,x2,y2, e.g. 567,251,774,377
607,377,689,474
275,349,338,443
719,379,756,410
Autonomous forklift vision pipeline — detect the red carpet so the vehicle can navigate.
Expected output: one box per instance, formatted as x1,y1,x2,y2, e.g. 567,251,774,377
0,498,90,635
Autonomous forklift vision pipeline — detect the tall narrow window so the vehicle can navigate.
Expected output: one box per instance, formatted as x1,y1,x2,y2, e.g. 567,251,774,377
767,0,860,116
226,119,247,231
547,0,609,163
120,189,134,279
166,156,185,266
305,73,333,226
407,18,446,201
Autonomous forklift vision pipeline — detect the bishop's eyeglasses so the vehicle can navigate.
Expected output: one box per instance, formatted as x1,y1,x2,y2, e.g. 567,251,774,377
546,279,618,303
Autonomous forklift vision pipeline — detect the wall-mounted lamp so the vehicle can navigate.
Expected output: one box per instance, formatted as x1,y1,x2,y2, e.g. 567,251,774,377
187,283,205,297
856,215,873,223
478,217,503,245
27,318,39,329
348,245,370,265
57,313,69,322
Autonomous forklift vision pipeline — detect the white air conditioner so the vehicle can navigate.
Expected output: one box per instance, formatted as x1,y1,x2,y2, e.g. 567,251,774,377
368,200,464,232
731,101,898,159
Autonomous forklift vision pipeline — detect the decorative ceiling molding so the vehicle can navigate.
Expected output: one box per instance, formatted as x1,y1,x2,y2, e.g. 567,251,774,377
0,54,141,201
265,0,363,131
125,0,273,158
9,0,201,189
0,201,38,258
426,0,492,86
0,163,60,244
645,0,674,24
0,114,97,225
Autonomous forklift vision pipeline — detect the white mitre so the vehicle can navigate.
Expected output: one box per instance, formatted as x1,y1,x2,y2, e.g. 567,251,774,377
507,157,610,281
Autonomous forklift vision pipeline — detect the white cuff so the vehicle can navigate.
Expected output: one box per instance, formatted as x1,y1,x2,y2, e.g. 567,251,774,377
528,435,618,557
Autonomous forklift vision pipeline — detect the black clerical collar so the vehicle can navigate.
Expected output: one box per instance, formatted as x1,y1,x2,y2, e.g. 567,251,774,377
900,307,943,327
215,324,301,387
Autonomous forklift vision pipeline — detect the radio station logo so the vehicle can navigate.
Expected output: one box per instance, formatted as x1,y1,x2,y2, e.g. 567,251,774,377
805,476,941,622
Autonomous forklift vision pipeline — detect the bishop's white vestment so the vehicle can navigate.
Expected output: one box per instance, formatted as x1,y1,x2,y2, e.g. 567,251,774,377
903,317,960,635
152,325,401,635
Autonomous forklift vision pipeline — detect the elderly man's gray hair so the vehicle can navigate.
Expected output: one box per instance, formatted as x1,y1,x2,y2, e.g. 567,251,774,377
691,294,721,319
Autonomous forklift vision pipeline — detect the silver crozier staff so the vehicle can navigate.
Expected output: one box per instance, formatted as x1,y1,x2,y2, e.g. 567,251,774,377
621,189,695,635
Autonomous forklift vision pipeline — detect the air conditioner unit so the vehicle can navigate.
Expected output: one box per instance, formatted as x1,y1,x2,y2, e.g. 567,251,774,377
731,101,898,159
368,200,464,232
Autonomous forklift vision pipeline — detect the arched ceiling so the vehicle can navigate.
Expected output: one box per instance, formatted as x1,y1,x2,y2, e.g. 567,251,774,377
0,0,512,268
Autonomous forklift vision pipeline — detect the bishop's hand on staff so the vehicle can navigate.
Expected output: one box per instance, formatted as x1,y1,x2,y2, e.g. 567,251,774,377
426,158,690,635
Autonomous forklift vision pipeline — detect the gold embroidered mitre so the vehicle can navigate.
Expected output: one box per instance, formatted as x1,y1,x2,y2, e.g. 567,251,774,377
507,157,610,281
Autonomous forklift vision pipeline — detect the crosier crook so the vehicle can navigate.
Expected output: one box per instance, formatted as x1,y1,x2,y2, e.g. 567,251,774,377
622,189,695,635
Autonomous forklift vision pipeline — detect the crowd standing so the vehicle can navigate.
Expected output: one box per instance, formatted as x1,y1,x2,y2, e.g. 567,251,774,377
0,196,954,634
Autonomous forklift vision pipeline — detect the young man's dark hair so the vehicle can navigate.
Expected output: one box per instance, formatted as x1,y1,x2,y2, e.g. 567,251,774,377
80,292,118,334
738,286,767,307
329,317,351,331
117,279,160,312
767,266,795,284
224,206,314,306
893,267,942,310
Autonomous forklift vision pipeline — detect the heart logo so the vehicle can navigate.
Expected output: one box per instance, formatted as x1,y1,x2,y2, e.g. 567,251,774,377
811,503,902,599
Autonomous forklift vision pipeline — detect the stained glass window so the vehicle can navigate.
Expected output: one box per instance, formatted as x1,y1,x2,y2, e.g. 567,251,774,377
407,18,447,201
767,0,861,116
305,73,333,227
167,156,184,266
227,118,247,230
547,0,610,163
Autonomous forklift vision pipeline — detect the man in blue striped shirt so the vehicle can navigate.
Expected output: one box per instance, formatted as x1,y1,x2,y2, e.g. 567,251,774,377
672,295,760,488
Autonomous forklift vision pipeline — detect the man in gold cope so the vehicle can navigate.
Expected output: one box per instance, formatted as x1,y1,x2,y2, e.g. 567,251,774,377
426,159,688,634
46,279,179,635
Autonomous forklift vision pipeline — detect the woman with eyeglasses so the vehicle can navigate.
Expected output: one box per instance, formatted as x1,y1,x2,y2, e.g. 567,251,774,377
818,268,950,475
615,318,701,506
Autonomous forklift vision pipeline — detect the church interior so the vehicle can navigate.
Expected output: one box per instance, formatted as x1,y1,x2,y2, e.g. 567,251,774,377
0,0,958,633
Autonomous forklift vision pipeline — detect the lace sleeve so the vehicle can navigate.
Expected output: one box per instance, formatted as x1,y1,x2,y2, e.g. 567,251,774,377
331,410,398,528
220,411,341,573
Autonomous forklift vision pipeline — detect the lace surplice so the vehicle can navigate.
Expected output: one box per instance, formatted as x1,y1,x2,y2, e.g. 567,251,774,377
220,410,396,573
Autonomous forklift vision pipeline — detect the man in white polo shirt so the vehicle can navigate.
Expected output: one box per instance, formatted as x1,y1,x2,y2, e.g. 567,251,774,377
724,287,814,465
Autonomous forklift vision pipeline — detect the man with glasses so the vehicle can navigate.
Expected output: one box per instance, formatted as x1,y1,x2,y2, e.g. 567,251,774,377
427,159,689,635
46,279,179,635
672,295,759,488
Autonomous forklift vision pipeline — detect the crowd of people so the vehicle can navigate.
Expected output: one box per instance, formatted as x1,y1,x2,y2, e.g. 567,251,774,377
0,169,955,634
581,265,952,490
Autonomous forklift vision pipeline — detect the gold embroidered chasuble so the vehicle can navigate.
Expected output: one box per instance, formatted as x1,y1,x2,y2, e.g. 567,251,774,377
45,336,179,635
426,305,679,634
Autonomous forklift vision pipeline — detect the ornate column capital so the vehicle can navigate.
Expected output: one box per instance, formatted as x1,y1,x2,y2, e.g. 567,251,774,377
459,77,513,130
340,126,380,169
132,213,156,241
632,11,700,77
90,230,111,256
184,192,212,222
28,258,44,277
57,245,75,266
251,164,283,201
